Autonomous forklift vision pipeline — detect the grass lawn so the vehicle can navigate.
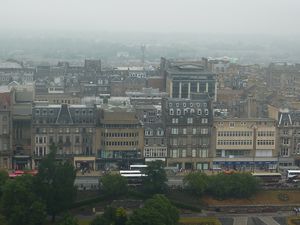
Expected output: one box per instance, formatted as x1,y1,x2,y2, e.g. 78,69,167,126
167,190,202,206
45,218,92,225
78,219,91,225
179,217,221,225
203,190,300,206
288,216,300,225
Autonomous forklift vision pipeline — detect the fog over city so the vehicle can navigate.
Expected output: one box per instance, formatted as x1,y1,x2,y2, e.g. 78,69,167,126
0,0,300,65
1,0,300,34
2,1,300,225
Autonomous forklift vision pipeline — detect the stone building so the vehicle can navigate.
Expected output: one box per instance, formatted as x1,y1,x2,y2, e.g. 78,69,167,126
32,103,96,168
277,109,300,168
162,94,212,170
135,104,167,163
161,59,216,101
212,118,278,171
95,103,144,170
0,86,12,168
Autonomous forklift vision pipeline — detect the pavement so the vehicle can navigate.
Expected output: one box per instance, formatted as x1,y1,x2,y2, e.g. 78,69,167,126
182,210,293,225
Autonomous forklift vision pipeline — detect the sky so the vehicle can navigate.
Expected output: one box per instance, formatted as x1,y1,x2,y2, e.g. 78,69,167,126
0,0,300,35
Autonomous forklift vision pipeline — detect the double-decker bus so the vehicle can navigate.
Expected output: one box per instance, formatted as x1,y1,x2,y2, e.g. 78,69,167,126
287,170,300,182
120,170,147,186
252,172,282,186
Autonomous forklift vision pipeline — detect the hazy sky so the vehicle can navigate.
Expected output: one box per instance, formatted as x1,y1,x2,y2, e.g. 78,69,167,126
1,0,300,35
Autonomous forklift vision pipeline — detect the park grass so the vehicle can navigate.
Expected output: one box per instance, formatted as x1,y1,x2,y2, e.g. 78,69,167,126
78,219,91,225
179,217,221,225
203,190,300,206
287,216,300,225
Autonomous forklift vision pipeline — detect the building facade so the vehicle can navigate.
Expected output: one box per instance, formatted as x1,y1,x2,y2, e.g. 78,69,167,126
212,118,278,171
32,104,96,168
95,105,144,170
162,95,212,170
0,87,12,168
135,105,167,163
164,62,216,101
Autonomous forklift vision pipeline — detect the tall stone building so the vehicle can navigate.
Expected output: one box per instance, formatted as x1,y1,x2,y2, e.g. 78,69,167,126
277,109,300,168
161,58,217,101
162,94,212,170
0,86,12,168
32,103,96,168
95,103,144,170
212,118,278,171
135,104,167,163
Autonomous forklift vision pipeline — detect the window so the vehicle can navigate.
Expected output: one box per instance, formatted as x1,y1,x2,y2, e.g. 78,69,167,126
172,118,178,124
145,129,153,136
183,128,187,135
171,128,179,135
192,128,197,135
202,118,208,124
201,128,208,134
197,109,202,115
172,138,178,145
182,149,186,157
176,109,181,115
187,118,193,124
282,138,289,145
199,149,208,158
169,109,174,115
204,109,209,115
280,147,289,157
157,129,164,136
192,149,196,157
172,149,178,158
229,122,235,128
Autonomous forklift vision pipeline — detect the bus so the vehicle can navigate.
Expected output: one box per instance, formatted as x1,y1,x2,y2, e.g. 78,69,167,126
287,170,300,181
129,165,148,170
252,172,282,186
120,170,147,186
9,170,38,179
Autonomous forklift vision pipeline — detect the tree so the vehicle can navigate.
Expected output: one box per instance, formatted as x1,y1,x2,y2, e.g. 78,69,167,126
89,207,127,225
34,144,76,222
100,174,128,197
142,161,167,194
1,175,46,225
0,170,8,197
127,195,179,225
183,172,209,196
59,214,79,225
208,173,260,199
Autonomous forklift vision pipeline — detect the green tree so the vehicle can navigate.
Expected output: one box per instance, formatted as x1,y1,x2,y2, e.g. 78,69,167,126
100,174,128,197
89,207,127,225
0,170,9,197
34,145,76,222
127,194,179,225
208,173,260,199
59,214,79,225
142,161,167,194
183,172,209,196
1,175,46,225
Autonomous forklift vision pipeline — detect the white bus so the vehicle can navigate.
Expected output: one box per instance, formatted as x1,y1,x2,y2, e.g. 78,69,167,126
130,165,148,170
120,170,142,174
120,169,147,186
287,170,300,180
